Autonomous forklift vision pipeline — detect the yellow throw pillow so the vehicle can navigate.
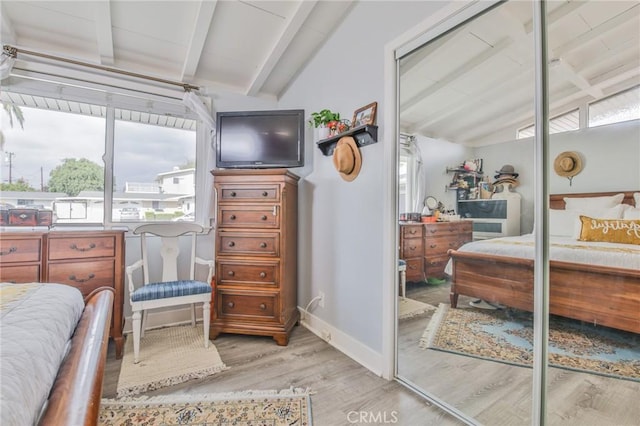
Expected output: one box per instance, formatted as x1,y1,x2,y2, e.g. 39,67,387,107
578,215,640,245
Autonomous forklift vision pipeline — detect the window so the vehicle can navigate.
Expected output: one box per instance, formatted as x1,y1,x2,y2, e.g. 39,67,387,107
517,109,579,139
1,76,203,226
588,86,640,128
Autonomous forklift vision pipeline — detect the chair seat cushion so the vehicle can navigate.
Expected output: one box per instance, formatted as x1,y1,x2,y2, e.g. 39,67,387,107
131,280,211,302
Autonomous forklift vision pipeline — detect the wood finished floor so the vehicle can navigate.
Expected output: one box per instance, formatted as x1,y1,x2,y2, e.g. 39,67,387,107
103,281,639,426
398,280,640,426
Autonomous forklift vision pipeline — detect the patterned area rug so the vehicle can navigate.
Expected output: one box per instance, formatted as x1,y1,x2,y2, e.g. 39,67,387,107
117,325,228,397
100,389,312,425
421,304,640,381
398,298,436,320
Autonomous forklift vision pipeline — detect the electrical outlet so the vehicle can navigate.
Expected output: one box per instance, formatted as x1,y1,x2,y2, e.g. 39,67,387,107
318,291,325,308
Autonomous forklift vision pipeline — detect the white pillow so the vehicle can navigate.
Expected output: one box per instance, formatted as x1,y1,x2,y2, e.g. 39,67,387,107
549,205,626,238
634,192,639,207
563,193,625,210
624,207,640,220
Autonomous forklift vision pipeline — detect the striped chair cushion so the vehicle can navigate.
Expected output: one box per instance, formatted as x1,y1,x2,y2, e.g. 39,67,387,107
131,280,211,302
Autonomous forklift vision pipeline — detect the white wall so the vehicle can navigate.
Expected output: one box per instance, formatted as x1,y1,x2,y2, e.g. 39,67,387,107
278,1,448,357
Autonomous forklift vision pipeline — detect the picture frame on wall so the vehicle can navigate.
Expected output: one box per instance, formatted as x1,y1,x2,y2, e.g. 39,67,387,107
351,102,377,127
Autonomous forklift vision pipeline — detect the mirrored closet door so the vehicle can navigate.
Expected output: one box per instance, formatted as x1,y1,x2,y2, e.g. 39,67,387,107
395,1,639,424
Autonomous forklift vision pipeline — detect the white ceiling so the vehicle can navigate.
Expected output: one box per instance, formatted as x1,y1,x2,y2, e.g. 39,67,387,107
1,1,354,99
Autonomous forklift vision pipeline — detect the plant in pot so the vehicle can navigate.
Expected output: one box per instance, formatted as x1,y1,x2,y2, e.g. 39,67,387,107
309,109,342,140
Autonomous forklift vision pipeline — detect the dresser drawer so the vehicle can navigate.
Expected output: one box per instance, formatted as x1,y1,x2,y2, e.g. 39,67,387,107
424,222,472,238
218,185,280,202
405,258,424,282
217,290,279,321
0,265,41,283
424,236,464,256
424,255,449,278
401,237,423,259
402,225,423,239
47,259,115,297
217,232,279,257
48,236,116,260
217,260,279,287
218,205,279,228
0,238,42,263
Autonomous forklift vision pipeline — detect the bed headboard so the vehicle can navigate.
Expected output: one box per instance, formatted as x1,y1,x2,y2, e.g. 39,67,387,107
550,191,637,210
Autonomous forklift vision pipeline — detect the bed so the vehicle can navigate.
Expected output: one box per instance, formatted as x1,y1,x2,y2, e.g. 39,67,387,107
447,191,640,334
0,283,114,426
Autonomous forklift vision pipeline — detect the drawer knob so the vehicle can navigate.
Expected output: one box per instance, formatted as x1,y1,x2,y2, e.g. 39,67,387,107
430,229,437,233
430,244,437,248
227,302,235,308
409,230,416,234
230,191,237,197
0,246,17,256
230,214,236,220
262,191,268,197
68,273,95,283
259,272,266,278
409,246,416,251
259,303,266,310
260,242,267,248
227,271,235,276
70,243,96,252
261,215,267,221
228,241,235,247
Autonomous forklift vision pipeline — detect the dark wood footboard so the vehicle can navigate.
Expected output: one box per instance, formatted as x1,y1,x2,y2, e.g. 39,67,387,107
448,250,640,334
38,287,115,426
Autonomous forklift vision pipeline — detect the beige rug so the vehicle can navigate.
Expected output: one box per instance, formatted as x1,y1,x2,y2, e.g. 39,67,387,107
100,388,312,425
117,325,228,397
398,297,436,320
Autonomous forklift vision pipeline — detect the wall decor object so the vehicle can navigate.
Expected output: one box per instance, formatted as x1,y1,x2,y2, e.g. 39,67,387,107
351,102,377,127
554,151,583,186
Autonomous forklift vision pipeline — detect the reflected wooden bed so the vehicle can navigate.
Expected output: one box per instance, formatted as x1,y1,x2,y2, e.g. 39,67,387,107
448,191,640,334
38,287,114,426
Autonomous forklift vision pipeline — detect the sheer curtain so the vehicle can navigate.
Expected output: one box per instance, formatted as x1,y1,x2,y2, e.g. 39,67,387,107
399,135,425,213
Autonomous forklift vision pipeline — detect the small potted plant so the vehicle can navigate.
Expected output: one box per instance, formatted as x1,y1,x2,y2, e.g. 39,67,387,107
309,109,341,140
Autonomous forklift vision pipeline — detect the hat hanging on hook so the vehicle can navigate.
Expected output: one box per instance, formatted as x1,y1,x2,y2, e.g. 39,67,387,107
554,151,583,186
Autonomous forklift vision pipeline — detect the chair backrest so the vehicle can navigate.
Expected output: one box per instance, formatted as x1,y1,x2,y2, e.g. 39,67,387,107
133,223,205,284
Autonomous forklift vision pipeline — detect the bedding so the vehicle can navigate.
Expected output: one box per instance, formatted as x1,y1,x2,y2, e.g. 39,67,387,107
0,283,84,426
445,233,640,275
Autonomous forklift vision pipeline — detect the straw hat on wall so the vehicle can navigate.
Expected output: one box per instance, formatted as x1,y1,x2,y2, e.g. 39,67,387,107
332,136,362,182
554,151,583,177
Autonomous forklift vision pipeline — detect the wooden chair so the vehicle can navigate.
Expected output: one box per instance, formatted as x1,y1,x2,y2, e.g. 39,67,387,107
126,223,215,363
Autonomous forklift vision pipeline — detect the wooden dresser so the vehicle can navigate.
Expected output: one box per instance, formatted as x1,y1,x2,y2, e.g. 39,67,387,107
0,230,126,358
399,221,472,281
211,169,299,345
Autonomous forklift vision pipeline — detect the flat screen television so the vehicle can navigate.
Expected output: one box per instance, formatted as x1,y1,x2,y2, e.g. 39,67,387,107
215,109,305,169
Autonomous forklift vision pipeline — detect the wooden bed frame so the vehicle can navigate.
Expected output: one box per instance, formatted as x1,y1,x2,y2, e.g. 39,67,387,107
38,287,114,426
448,191,640,334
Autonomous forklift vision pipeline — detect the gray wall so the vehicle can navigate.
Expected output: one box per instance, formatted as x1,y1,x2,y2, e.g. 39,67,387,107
278,1,448,352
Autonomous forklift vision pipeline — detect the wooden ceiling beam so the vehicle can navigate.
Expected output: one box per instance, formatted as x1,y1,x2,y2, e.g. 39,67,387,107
181,0,218,81
246,1,317,97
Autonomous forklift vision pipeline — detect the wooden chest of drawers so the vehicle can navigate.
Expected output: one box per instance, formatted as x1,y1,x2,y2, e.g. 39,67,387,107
399,221,472,281
211,169,299,346
0,230,126,358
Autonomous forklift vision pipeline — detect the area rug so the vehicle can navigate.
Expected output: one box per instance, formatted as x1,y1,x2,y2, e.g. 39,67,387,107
117,325,228,397
100,388,312,425
420,303,640,381
398,297,436,320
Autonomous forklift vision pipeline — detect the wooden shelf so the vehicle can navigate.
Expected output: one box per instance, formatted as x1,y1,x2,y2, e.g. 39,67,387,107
316,124,378,156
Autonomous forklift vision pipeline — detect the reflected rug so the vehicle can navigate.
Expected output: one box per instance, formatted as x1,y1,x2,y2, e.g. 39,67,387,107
420,303,640,381
117,325,228,397
100,389,312,425
398,298,436,320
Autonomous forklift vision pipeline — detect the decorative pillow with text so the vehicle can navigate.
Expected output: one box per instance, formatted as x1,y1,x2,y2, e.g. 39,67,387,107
578,215,640,245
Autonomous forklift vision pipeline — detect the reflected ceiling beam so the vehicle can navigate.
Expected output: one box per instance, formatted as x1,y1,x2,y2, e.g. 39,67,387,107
399,24,466,77
553,4,640,57
181,0,218,81
94,1,114,65
524,0,587,34
401,37,512,112
246,0,317,96
549,58,603,99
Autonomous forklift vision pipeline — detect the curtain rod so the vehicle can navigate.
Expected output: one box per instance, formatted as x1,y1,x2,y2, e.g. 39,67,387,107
3,44,199,92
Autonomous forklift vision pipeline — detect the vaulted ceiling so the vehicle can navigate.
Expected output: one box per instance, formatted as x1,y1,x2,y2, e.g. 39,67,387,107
1,1,354,99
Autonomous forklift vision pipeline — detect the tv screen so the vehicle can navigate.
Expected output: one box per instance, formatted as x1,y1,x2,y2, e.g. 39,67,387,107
216,109,305,169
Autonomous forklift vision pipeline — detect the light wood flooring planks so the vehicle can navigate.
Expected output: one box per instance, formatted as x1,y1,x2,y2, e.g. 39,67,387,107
398,280,640,426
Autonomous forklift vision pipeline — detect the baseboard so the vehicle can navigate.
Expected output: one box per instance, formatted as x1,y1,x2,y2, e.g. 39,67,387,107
298,306,384,377
123,305,205,334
